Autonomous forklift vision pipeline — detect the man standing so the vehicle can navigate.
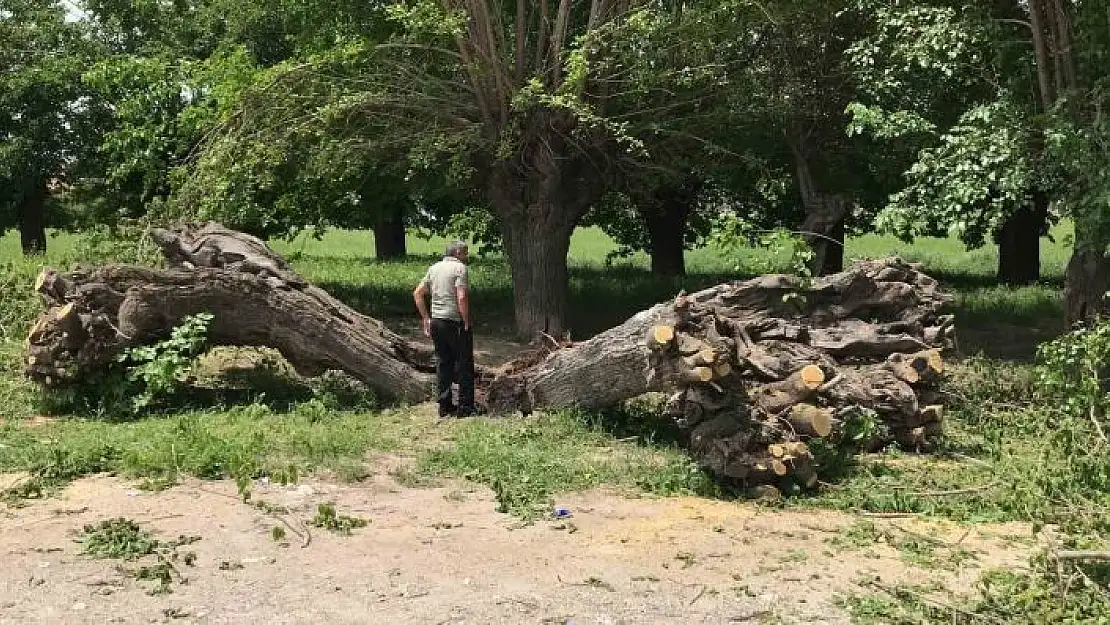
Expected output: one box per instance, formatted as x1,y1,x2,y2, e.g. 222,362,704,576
413,241,478,417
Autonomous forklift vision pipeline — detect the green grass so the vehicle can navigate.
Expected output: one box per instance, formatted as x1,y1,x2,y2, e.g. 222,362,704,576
0,223,1102,621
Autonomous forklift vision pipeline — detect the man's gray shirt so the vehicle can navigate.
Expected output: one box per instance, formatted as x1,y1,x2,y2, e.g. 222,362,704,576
422,256,469,321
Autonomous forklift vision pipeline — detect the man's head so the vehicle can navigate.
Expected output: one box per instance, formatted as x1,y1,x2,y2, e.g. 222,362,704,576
445,240,469,263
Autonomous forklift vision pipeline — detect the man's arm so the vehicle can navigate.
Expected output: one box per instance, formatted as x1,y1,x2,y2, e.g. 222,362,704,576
456,286,471,331
413,282,431,336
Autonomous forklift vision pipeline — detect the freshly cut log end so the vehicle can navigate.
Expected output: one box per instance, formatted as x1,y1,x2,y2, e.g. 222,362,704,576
771,458,789,477
800,364,825,389
886,350,945,386
753,365,827,415
713,363,732,379
786,404,833,438
649,325,675,348
689,366,715,383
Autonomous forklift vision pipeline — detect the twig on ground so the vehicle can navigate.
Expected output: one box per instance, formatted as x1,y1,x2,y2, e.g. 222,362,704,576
855,511,921,519
866,580,1006,625
901,484,994,497
1054,550,1110,562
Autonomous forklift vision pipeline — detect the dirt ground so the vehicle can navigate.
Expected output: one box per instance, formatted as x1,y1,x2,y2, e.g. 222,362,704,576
0,468,1034,625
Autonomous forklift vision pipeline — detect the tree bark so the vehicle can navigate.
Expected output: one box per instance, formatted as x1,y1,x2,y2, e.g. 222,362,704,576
995,203,1044,285
486,258,955,487
372,204,407,261
1065,240,1110,325
645,207,688,277
500,209,576,341
18,181,48,255
487,112,602,341
788,130,850,276
26,223,437,402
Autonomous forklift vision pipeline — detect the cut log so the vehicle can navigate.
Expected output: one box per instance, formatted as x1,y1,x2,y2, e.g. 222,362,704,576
649,325,675,349
24,225,955,491
752,365,825,415
784,404,834,438
24,223,437,402
486,256,954,487
886,350,945,385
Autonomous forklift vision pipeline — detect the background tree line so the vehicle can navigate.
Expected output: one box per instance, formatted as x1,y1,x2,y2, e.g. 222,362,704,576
2,0,1107,339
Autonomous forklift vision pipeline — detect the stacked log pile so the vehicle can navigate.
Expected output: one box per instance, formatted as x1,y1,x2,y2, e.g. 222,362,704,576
485,259,954,490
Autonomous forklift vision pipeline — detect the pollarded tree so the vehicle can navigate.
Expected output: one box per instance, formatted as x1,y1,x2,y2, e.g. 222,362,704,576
335,0,751,339
0,0,104,254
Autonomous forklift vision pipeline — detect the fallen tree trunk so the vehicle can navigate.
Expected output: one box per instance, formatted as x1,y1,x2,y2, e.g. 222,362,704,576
486,258,955,490
26,223,437,402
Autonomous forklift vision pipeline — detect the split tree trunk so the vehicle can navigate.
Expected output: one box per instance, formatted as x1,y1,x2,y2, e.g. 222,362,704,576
19,181,48,255
486,258,954,489
372,205,407,261
996,203,1044,285
25,223,437,402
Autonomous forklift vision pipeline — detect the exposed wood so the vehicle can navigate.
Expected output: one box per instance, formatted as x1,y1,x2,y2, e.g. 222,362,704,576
650,325,676,348
785,404,833,438
25,223,437,402
487,257,954,487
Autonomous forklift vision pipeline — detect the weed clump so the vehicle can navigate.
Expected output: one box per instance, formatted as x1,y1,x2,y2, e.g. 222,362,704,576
309,503,368,536
77,518,200,594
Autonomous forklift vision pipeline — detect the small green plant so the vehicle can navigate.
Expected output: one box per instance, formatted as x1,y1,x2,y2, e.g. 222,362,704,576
76,518,200,594
120,312,213,412
271,525,287,542
77,518,159,560
828,520,885,552
309,503,368,536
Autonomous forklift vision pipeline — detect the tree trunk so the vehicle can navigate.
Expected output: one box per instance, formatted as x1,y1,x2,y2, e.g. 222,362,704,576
996,204,1044,285
821,218,846,276
1065,234,1110,325
26,223,438,402
500,210,575,341
486,258,955,488
372,204,407,261
642,182,697,277
487,113,601,341
18,181,48,255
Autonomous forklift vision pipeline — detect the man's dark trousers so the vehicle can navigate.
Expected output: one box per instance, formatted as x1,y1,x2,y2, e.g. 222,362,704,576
430,318,474,414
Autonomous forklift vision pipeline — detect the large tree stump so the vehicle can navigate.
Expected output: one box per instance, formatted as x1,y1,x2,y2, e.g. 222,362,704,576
486,258,955,489
25,223,437,402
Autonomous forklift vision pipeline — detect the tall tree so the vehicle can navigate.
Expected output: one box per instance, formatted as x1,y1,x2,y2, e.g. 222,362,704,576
847,1,1053,285
0,0,103,253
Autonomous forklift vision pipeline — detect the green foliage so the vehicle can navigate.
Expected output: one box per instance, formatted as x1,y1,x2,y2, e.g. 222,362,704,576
309,503,368,536
77,518,161,560
119,312,213,412
77,518,200,595
707,214,815,279
0,0,106,236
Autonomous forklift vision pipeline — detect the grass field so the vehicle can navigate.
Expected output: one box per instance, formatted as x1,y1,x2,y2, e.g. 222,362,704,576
0,224,1104,621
